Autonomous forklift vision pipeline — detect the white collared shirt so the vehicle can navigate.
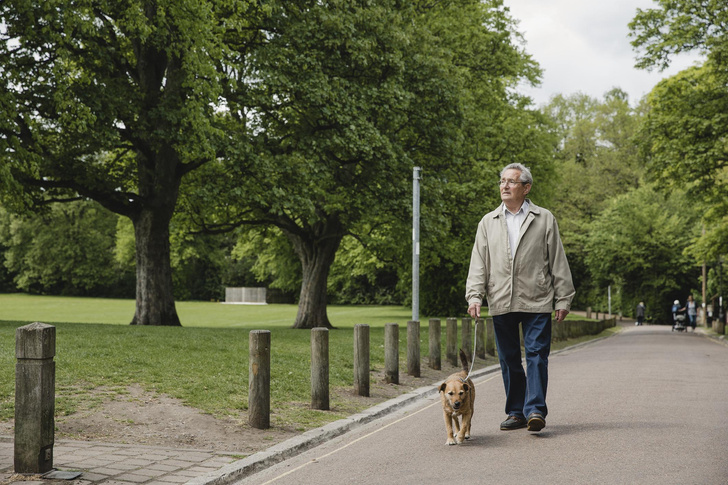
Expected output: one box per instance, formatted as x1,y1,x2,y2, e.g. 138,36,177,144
503,200,529,256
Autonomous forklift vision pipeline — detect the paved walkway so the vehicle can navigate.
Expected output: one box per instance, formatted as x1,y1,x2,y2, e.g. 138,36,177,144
0,439,241,485
1,324,726,485
235,325,728,485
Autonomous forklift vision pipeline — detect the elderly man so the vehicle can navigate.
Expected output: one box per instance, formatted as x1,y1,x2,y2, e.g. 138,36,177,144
466,163,575,432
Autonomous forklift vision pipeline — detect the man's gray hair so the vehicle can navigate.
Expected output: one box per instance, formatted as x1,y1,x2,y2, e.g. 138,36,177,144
500,163,533,185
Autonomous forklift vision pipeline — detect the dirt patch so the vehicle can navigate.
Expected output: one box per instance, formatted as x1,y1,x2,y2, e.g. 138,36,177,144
0,362,474,455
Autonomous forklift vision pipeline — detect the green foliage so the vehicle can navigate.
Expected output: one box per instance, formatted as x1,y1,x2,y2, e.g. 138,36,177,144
0,0,265,324
0,201,134,296
231,228,301,295
0,201,249,301
630,1,727,315
0,0,240,208
545,90,647,310
629,0,727,73
327,235,400,305
640,65,728,262
177,0,552,323
584,186,700,322
0,0,557,319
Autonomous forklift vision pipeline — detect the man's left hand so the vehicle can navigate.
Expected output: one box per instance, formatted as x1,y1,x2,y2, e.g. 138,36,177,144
555,309,569,322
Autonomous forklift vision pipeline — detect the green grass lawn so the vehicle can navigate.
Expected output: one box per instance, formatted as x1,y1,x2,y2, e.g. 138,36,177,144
0,293,607,433
0,294,454,429
0,293,420,327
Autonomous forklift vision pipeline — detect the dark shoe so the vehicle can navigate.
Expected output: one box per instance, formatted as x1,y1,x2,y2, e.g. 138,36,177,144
527,413,546,432
500,415,527,430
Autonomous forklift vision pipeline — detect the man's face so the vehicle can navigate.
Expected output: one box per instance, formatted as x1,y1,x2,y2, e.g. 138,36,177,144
500,168,531,207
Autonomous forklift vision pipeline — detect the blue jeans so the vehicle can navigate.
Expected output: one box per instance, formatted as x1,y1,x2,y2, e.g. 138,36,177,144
492,312,551,419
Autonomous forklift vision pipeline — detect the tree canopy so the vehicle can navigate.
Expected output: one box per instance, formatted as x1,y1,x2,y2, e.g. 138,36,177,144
629,0,727,73
585,186,699,323
631,0,728,303
0,0,260,324
181,0,551,326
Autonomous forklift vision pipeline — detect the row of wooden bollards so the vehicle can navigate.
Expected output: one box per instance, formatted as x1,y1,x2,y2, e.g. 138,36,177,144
247,317,495,430
248,316,618,429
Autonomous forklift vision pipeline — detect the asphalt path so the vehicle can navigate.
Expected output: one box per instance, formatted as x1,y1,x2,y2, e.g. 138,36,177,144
234,325,728,485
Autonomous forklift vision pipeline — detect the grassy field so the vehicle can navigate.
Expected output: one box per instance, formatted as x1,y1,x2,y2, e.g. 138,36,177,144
0,293,608,432
0,293,418,327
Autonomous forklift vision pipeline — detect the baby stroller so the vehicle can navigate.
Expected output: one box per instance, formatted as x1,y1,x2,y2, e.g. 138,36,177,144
671,299,686,332
672,313,686,332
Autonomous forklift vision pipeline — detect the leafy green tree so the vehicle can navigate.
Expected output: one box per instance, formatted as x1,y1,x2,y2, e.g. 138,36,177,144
0,0,259,325
544,89,646,309
629,1,726,73
0,201,134,296
200,0,552,324
188,0,469,328
639,66,727,260
584,186,699,323
631,3,727,298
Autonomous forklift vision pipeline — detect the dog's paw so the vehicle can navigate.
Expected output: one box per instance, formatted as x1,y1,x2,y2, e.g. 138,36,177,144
455,435,463,444
446,438,457,445
464,433,471,440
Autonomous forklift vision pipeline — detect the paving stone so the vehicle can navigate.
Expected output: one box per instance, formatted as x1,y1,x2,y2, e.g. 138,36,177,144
110,473,150,483
146,464,180,473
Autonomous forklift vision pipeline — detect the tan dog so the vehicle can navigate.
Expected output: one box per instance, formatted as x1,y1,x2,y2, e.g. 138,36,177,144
438,349,475,445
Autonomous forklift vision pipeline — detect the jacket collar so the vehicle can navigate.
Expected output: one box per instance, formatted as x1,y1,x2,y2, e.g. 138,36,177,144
491,199,540,218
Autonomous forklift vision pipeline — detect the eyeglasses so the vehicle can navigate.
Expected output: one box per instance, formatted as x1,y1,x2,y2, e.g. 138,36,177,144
498,179,528,187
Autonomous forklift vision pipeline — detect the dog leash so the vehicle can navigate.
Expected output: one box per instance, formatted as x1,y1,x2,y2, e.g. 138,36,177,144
461,318,478,382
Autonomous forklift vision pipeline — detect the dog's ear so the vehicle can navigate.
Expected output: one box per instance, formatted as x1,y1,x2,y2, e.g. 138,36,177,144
439,382,446,393
463,383,469,392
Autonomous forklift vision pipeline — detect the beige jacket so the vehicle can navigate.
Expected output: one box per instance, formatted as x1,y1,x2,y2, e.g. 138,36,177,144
465,200,575,316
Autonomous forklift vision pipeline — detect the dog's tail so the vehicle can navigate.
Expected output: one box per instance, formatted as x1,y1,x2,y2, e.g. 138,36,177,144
459,348,469,373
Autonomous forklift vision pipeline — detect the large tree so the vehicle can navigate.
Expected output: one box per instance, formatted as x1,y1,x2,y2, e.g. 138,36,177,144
543,89,647,309
630,1,728,277
187,0,549,326
629,0,727,73
0,0,258,325
188,0,460,328
585,186,699,323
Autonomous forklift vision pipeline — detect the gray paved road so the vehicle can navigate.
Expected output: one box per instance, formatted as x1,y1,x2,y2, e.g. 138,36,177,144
235,326,728,485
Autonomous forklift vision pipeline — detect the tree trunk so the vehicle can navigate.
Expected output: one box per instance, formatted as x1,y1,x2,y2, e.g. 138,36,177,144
286,217,344,329
130,206,181,326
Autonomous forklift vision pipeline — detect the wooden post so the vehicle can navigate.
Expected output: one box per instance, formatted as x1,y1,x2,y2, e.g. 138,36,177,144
15,322,56,474
384,323,399,384
249,330,270,429
428,319,441,370
354,324,370,396
475,318,486,359
407,320,420,377
311,328,329,410
446,318,458,366
461,317,472,356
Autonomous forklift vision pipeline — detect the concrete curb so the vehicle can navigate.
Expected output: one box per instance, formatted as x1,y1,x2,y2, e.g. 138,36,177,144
185,363,502,485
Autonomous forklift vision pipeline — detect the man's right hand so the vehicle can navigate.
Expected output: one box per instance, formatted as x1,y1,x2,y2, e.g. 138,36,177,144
467,302,481,319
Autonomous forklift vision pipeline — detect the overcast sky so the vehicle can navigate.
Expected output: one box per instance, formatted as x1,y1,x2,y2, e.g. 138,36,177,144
506,0,704,107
